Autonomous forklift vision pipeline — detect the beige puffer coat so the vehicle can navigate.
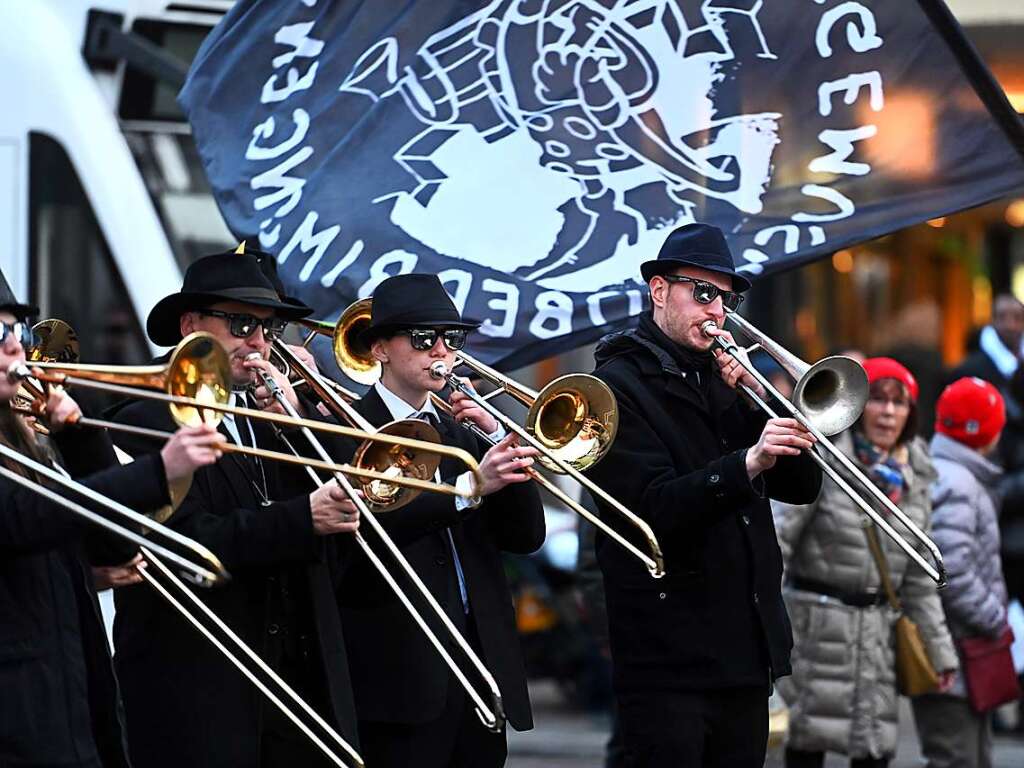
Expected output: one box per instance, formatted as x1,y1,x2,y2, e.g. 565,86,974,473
773,432,957,758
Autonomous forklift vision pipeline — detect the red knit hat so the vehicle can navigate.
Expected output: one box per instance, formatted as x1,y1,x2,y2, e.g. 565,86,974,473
862,357,919,403
935,377,1006,449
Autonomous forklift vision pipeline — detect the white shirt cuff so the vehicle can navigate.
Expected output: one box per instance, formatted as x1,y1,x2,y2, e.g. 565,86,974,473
454,470,482,512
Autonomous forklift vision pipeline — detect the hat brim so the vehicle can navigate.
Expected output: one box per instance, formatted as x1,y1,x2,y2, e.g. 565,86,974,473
360,318,481,346
640,256,752,293
147,290,314,347
0,302,39,318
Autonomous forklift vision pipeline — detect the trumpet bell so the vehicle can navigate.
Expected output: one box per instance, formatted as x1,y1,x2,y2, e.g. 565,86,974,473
526,374,618,473
353,419,443,510
30,319,80,363
792,356,868,437
165,333,232,428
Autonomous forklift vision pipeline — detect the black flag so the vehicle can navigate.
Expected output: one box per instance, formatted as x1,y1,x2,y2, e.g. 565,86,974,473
181,0,1024,370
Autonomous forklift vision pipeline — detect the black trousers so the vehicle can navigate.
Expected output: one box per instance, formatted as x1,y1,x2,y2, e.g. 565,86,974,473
616,686,769,768
357,618,508,768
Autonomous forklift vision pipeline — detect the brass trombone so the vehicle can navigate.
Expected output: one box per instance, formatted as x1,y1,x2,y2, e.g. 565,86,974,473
295,301,666,579
0,439,228,587
251,357,508,732
705,311,947,586
22,324,504,729
17,330,481,503
0,446,362,766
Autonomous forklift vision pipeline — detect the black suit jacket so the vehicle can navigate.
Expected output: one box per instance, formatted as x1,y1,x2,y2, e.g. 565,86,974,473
336,388,545,730
108,397,359,768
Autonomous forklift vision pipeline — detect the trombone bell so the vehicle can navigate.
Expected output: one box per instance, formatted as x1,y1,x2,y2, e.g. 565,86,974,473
526,374,618,473
164,334,232,428
30,319,80,363
298,299,380,386
353,420,442,508
793,356,869,437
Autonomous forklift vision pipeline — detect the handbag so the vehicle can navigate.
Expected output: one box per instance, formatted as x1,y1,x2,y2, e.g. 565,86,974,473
959,627,1021,713
863,523,940,696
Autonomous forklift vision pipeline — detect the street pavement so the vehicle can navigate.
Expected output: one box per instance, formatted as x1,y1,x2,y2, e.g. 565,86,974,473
508,681,1024,767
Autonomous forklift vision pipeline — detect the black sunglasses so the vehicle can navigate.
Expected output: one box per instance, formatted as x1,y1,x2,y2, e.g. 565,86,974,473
661,275,745,311
0,320,35,348
199,310,288,341
397,327,469,352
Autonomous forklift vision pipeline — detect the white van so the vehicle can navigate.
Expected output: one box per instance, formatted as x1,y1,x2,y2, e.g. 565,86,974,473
0,0,234,363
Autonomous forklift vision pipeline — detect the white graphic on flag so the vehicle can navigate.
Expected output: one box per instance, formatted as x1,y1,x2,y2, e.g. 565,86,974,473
340,0,780,291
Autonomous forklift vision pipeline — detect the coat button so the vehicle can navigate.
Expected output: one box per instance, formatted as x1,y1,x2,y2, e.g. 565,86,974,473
752,592,760,605
709,473,720,484
268,623,280,636
434,555,447,566
721,438,728,448
742,515,751,526
658,592,667,600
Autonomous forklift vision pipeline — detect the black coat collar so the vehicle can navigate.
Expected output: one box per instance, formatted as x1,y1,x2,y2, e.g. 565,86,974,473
596,327,739,417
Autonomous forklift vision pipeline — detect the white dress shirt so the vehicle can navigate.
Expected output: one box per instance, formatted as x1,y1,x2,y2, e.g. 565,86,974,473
372,381,489,511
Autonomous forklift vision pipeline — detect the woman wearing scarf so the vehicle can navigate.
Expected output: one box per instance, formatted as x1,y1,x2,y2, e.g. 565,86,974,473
773,357,957,768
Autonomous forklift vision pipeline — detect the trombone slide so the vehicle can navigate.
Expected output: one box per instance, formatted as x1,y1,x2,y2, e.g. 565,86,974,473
706,321,946,586
430,362,666,579
0,442,228,587
256,368,507,733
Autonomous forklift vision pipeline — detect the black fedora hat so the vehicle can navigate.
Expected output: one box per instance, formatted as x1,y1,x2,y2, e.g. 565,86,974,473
0,268,37,318
362,274,479,344
640,223,751,292
147,245,313,346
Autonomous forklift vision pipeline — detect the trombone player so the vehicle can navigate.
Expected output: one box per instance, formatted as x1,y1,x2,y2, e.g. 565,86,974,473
336,273,544,768
587,223,823,768
106,248,363,768
0,272,222,768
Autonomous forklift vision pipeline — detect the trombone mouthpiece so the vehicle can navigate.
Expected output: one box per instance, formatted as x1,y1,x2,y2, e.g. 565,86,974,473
701,320,719,337
429,361,449,380
7,362,29,383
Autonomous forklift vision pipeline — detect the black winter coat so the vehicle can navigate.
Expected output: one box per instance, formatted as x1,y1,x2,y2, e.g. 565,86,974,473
588,320,822,694
108,397,359,768
0,425,170,768
336,389,545,730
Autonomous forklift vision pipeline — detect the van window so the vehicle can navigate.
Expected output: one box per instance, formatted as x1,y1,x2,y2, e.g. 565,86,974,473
28,133,151,410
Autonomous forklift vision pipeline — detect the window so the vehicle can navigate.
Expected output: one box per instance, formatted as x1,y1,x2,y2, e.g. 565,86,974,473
29,132,151,411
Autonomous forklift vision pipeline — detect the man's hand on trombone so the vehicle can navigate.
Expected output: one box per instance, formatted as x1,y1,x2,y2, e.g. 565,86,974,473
704,326,767,400
310,482,361,536
93,553,146,591
244,353,303,416
745,418,816,481
160,424,223,485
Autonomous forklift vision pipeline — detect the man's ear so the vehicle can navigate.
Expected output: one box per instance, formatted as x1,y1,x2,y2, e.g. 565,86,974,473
371,338,389,364
179,312,197,338
649,276,668,310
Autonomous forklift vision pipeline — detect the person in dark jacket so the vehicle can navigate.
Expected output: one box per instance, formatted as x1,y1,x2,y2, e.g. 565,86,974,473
587,223,823,768
0,276,221,768
107,249,363,768
335,273,545,768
